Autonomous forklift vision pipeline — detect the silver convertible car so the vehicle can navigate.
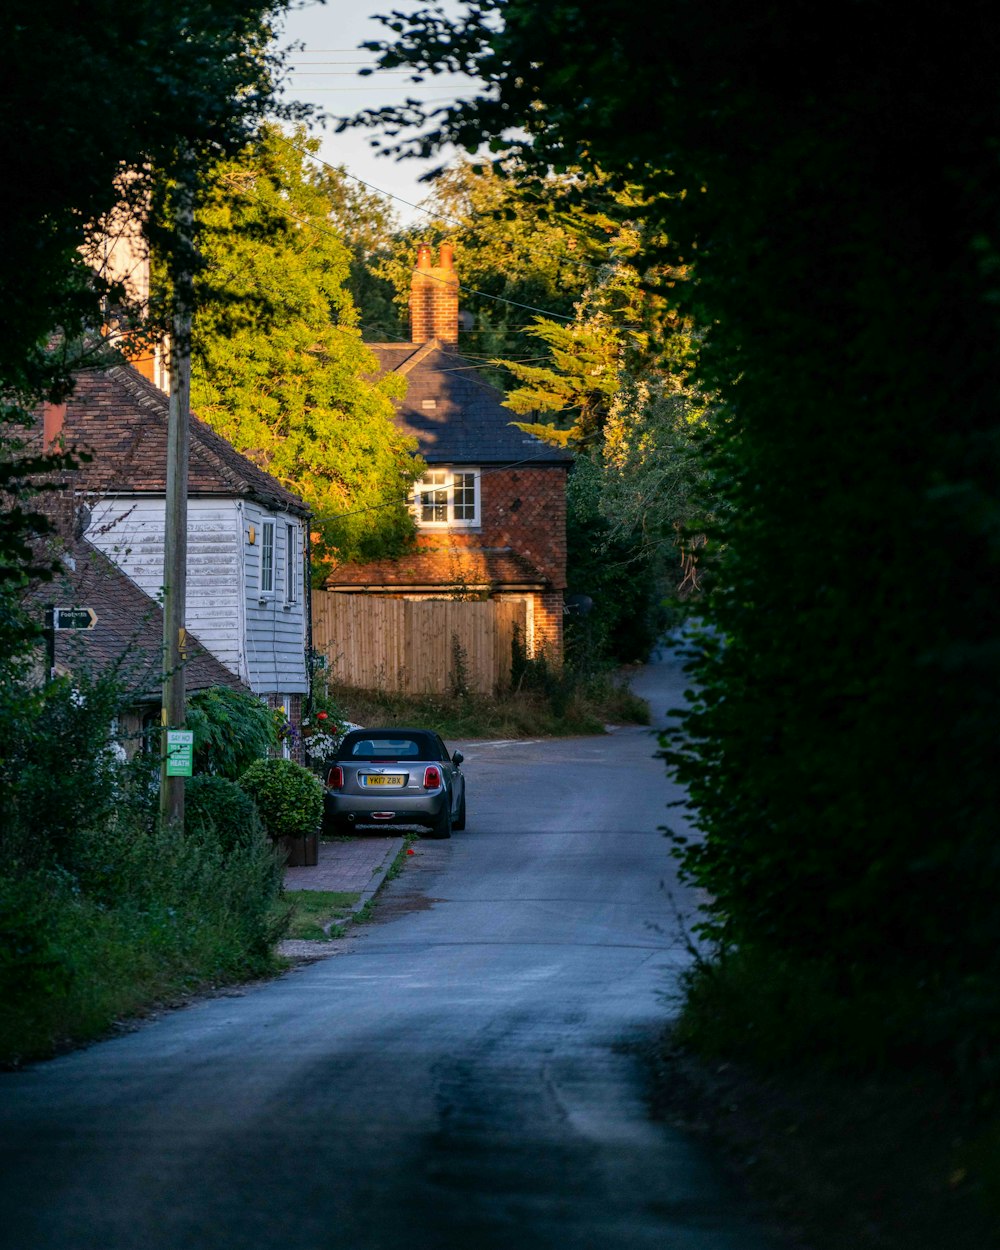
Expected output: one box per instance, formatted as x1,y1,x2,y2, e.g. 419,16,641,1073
322,728,466,839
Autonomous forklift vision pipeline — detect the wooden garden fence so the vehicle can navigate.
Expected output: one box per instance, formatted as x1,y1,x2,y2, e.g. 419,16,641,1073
311,592,527,694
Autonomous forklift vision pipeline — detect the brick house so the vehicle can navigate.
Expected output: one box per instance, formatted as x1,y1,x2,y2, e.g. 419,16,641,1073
324,244,571,660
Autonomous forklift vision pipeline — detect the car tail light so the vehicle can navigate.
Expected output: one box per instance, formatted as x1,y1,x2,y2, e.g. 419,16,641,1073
326,765,344,790
423,765,442,789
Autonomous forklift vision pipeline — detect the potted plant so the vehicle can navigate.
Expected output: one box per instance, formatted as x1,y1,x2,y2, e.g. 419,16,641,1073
238,758,324,867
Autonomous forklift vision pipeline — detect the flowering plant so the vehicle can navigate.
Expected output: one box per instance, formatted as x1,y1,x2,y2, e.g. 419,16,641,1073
304,729,340,760
301,712,362,773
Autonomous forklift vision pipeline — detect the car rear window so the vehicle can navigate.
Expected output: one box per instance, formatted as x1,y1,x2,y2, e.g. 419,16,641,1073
347,737,425,759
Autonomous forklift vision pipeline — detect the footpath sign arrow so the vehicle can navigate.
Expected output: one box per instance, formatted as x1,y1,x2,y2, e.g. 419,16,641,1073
53,607,98,631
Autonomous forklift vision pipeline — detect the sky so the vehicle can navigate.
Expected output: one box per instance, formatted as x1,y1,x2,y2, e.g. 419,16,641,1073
275,1,480,226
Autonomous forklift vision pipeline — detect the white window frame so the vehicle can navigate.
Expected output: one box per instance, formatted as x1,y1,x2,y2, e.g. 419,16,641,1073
284,522,297,605
413,467,481,529
259,519,275,596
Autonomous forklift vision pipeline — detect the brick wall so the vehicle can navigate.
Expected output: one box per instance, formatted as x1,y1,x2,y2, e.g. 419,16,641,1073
533,590,565,661
484,467,567,589
415,466,568,590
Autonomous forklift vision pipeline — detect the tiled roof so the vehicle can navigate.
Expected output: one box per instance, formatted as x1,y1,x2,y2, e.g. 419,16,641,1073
368,340,572,466
325,545,549,589
61,365,309,516
39,541,245,699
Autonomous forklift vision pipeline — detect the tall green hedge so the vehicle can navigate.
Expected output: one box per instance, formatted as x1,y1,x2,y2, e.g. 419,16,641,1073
651,5,1000,1061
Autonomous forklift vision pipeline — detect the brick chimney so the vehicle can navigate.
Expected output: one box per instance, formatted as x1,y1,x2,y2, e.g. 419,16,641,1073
42,402,66,450
409,243,459,346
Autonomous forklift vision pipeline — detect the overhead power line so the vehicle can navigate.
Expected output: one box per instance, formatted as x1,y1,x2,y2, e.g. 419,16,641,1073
226,150,583,325
295,145,465,227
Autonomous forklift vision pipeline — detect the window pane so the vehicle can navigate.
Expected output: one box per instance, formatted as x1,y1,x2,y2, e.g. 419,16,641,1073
285,523,296,603
453,472,476,520
418,472,448,523
261,521,274,593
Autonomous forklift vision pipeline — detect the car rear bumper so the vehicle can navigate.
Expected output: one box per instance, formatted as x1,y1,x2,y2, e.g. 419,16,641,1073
324,789,448,829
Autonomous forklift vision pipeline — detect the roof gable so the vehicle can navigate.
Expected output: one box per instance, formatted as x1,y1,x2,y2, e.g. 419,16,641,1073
63,365,309,516
368,340,571,467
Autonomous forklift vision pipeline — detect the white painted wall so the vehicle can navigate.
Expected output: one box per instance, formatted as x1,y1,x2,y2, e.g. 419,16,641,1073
86,495,308,695
240,501,308,695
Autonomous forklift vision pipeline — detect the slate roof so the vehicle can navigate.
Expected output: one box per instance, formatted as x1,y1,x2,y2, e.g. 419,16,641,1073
61,365,310,516
368,339,572,466
325,545,549,590
40,541,244,699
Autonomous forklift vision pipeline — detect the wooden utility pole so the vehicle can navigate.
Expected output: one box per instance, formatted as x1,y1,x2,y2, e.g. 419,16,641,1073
159,174,194,830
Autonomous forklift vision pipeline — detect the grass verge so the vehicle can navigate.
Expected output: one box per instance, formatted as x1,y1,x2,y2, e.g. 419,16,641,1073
329,671,649,740
278,890,362,940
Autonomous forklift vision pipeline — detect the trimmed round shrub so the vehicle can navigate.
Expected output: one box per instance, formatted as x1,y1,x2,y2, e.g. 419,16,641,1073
186,775,266,853
238,758,323,840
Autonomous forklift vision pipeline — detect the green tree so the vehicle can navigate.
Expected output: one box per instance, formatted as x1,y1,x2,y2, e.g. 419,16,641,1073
189,126,421,574
499,219,716,633
306,160,406,341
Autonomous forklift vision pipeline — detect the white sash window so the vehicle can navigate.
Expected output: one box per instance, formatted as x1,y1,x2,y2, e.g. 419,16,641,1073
413,468,480,528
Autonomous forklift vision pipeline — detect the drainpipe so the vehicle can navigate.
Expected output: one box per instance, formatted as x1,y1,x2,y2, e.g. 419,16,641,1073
304,520,314,764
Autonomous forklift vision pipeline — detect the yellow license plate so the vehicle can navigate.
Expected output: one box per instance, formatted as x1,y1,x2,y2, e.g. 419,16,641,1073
364,775,404,786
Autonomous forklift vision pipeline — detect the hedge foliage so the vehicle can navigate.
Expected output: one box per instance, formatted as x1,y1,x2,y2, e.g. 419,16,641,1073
186,686,277,780
239,757,323,840
0,667,286,1065
185,775,265,853
647,6,1000,1066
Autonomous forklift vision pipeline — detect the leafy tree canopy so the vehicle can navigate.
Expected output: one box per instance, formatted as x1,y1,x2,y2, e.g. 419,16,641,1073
300,157,407,342
1,0,297,406
499,212,718,650
188,125,421,574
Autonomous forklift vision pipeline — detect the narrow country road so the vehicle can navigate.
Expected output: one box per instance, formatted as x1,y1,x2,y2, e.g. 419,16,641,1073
0,650,773,1250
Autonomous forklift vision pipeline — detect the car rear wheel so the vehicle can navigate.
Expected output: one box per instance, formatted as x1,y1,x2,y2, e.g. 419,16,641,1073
428,803,452,839
322,812,351,838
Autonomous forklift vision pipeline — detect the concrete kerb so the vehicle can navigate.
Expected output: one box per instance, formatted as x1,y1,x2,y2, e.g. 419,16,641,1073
343,835,408,924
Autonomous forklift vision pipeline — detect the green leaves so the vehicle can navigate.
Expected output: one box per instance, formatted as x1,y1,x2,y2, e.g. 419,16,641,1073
239,758,323,840
189,126,421,571
186,687,278,781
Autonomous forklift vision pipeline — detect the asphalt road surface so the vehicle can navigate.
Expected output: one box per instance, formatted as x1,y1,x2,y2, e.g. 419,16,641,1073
0,649,773,1250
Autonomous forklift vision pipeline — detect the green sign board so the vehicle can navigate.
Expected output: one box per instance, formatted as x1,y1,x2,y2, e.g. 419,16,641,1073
165,730,194,778
53,607,98,631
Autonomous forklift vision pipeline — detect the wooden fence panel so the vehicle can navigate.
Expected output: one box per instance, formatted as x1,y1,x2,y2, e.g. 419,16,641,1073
311,593,528,694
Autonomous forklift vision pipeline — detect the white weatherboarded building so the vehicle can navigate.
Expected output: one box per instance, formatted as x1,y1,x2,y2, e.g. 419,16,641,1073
61,364,310,723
